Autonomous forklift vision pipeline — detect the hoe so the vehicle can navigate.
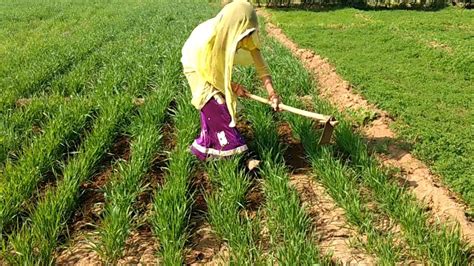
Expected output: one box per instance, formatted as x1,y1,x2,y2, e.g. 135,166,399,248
247,93,338,145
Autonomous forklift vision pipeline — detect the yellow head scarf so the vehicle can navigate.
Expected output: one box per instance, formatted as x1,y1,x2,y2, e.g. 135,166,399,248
197,0,259,127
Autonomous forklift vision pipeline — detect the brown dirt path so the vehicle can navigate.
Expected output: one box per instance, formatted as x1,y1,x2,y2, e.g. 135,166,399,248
290,173,377,264
55,229,158,265
259,9,474,245
185,171,227,265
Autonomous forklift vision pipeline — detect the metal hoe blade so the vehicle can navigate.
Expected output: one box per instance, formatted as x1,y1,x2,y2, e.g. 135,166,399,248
318,116,336,145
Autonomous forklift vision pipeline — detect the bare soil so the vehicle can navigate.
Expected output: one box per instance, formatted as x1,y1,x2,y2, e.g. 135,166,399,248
185,170,227,265
259,9,474,245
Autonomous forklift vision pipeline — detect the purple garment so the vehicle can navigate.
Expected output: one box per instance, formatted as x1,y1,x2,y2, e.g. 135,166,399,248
190,96,248,161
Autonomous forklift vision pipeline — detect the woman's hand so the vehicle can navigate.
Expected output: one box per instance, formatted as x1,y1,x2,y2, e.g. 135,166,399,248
261,76,281,111
268,92,281,112
231,82,249,97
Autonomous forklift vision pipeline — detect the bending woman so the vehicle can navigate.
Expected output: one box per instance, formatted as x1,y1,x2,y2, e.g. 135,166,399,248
181,0,280,160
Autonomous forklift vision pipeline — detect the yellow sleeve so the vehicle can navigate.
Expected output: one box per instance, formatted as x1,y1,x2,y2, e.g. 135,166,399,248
251,49,270,78
239,33,269,78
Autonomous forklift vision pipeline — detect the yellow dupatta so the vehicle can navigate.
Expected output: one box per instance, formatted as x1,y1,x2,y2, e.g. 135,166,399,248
196,0,260,127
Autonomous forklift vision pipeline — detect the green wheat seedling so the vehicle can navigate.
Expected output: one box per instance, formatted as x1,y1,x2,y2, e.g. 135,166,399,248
0,0,219,263
205,157,261,263
262,32,471,264
0,6,173,169
151,91,199,264
0,96,67,166
147,6,218,263
272,58,404,263
232,48,324,263
6,94,134,265
268,8,474,207
0,2,187,235
290,113,403,264
94,86,174,263
0,1,152,113
334,119,471,264
240,96,324,264
0,99,94,235
0,18,156,167
92,44,191,262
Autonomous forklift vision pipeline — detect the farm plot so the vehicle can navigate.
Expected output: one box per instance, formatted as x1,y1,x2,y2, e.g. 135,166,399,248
0,0,213,264
268,7,474,208
233,27,471,263
0,0,472,265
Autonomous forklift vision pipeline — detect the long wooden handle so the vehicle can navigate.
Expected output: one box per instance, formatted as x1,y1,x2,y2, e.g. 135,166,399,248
246,93,337,126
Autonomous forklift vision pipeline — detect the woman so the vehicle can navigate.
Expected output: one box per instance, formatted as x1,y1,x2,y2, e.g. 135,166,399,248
181,0,280,161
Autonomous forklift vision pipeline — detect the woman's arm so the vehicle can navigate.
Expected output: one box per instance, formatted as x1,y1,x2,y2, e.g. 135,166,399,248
251,49,281,111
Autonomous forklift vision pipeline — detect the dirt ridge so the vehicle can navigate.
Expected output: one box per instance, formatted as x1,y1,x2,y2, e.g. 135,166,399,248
55,136,159,265
279,124,375,264
258,9,474,245
290,173,376,264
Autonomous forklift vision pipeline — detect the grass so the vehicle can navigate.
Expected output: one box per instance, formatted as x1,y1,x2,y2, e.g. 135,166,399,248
205,157,261,263
0,1,177,168
0,95,66,166
234,65,325,263
5,94,134,264
93,88,172,263
1,1,215,263
269,7,474,208
0,99,93,234
0,0,153,112
2,0,470,264
261,34,404,263
0,0,178,169
147,4,216,263
93,60,178,262
259,31,470,263
305,146,403,263
333,117,471,264
151,91,200,264
245,102,324,264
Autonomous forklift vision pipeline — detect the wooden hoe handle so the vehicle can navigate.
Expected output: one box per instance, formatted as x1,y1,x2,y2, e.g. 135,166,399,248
246,93,338,126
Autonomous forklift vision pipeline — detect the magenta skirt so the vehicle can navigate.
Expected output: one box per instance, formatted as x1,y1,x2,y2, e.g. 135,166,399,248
190,95,248,161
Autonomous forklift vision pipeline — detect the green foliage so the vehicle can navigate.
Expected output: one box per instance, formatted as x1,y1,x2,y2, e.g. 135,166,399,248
236,67,325,264
1,0,471,264
151,93,200,264
94,88,172,263
259,0,470,8
0,0,215,264
0,100,93,234
6,95,134,264
260,35,402,264
260,33,470,263
205,157,261,263
270,7,474,208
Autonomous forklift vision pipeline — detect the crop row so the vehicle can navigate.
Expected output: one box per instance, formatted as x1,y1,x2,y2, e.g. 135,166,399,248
6,94,134,264
0,0,161,112
234,68,324,263
205,156,261,263
261,35,470,264
93,49,189,262
0,96,70,166
1,2,214,264
0,2,175,167
151,89,200,264
0,0,189,233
